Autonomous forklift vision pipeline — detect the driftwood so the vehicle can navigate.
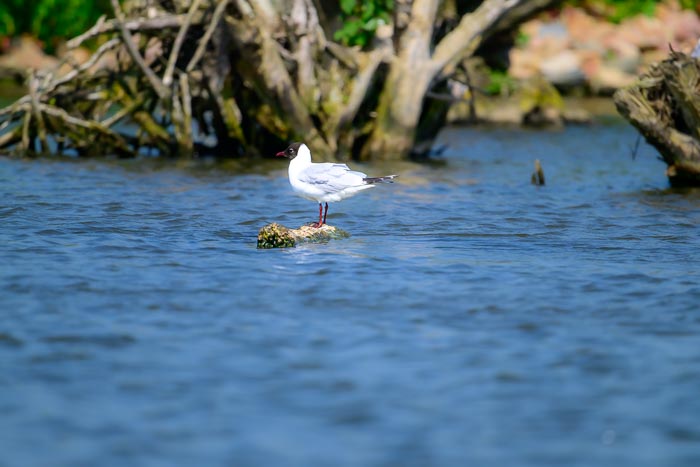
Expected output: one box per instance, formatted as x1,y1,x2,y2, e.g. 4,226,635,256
257,223,349,249
614,51,700,187
531,159,545,185
0,0,559,161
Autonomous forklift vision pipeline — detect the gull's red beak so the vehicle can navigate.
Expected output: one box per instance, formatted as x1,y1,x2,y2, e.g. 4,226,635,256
275,150,285,157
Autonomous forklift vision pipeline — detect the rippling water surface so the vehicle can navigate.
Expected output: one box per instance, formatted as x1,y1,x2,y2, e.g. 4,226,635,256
2,123,700,466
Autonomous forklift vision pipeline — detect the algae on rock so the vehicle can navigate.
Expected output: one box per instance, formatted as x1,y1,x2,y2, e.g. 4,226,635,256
257,223,350,249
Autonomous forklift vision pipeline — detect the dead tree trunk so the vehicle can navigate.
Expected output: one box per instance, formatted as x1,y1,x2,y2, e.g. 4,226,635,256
0,0,557,161
364,0,553,159
614,51,700,187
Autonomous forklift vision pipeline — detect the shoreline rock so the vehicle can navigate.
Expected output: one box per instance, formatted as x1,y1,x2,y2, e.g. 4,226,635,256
510,2,700,93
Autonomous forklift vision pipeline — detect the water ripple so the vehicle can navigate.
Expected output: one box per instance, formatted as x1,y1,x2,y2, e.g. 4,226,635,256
1,125,700,467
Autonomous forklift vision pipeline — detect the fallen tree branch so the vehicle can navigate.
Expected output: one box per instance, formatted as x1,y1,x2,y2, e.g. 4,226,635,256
432,0,520,79
614,52,700,186
0,125,21,148
28,73,49,153
21,112,31,152
67,15,186,49
40,103,133,154
186,0,230,72
163,0,203,86
110,0,170,99
101,94,146,128
332,49,388,133
50,38,121,92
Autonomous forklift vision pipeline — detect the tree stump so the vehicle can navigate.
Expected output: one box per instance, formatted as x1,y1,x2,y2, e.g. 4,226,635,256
531,159,545,186
614,51,700,187
257,223,350,249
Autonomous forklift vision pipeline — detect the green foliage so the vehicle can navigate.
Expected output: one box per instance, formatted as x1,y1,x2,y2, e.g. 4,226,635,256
485,70,516,96
334,0,393,48
0,0,111,51
569,0,697,24
605,0,660,23
515,31,530,48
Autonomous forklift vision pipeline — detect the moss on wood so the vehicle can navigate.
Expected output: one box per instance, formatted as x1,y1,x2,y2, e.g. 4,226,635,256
257,223,350,249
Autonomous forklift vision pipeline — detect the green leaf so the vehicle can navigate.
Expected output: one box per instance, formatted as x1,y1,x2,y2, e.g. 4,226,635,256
336,0,394,48
363,17,379,31
340,0,356,15
363,2,375,20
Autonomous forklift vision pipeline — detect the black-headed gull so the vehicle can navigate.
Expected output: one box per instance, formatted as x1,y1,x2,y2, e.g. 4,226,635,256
276,142,397,227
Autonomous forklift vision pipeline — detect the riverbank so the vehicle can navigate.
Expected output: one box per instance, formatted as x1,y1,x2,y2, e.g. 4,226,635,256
445,0,700,126
0,1,698,159
1,2,697,104
509,2,700,93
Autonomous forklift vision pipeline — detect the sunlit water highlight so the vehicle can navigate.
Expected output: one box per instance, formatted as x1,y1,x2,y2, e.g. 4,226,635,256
1,123,700,466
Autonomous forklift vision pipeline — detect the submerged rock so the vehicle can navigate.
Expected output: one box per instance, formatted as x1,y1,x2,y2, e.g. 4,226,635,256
257,223,350,249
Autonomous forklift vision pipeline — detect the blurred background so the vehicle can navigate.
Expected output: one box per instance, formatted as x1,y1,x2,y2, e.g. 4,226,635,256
1,0,699,104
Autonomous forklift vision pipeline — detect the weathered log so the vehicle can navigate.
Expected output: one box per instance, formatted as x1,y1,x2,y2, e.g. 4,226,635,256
257,223,350,249
614,52,700,187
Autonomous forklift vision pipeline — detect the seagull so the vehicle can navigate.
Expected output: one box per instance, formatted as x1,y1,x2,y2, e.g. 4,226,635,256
276,142,397,227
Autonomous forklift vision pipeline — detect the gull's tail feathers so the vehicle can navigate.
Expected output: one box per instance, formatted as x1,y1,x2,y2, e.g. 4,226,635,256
363,175,398,184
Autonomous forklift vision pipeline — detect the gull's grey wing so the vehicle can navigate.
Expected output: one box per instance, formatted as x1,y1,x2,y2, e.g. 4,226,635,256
298,163,368,191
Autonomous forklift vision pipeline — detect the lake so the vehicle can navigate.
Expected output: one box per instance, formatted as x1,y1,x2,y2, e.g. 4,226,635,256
1,122,700,466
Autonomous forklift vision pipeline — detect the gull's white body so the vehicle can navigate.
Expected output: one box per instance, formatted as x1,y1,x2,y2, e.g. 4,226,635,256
288,144,374,203
277,142,396,226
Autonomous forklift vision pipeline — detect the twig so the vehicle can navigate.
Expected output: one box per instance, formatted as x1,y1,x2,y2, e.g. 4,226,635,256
163,0,204,86
101,95,145,128
114,82,171,143
170,73,193,155
39,103,131,152
66,15,107,49
67,15,186,49
0,96,30,118
186,0,230,72
171,81,186,150
40,104,104,130
0,125,21,148
110,0,170,99
49,38,121,93
28,72,49,153
325,42,358,71
425,91,462,102
179,73,193,143
0,114,13,133
463,68,477,122
21,111,31,151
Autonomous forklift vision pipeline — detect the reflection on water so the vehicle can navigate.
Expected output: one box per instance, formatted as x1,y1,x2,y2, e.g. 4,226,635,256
1,123,700,466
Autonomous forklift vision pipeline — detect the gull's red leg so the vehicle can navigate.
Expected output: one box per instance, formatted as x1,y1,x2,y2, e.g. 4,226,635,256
315,203,323,228
323,203,329,225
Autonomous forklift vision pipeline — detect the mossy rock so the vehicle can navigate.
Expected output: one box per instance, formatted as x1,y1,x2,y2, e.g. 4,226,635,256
257,223,350,249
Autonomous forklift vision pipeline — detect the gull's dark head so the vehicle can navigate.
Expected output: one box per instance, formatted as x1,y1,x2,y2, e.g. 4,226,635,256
276,142,303,159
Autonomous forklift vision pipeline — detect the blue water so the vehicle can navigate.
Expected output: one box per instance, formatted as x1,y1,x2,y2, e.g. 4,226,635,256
2,123,700,466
